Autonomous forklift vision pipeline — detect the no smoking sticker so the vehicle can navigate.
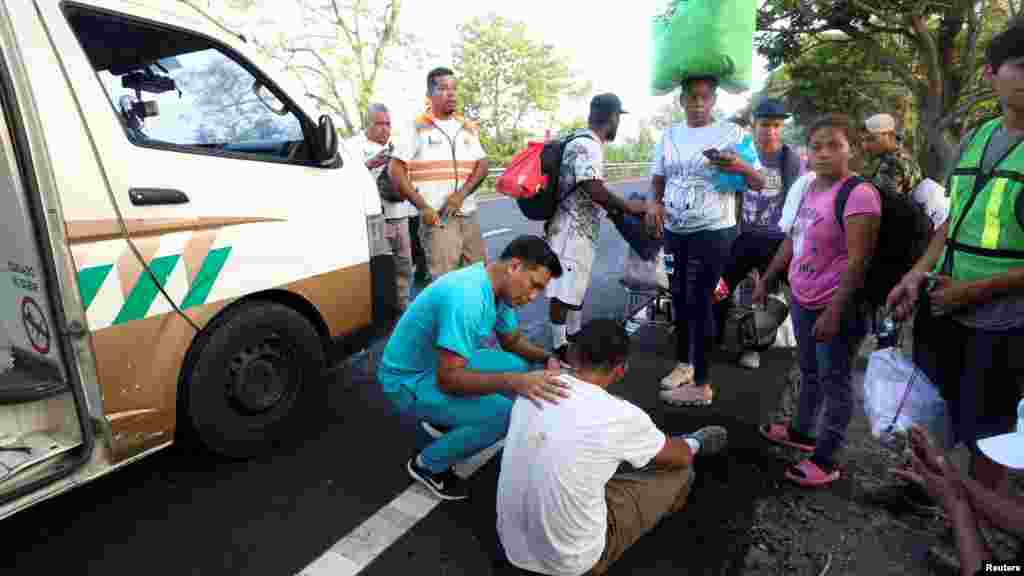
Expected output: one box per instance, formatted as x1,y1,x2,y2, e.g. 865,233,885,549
21,296,50,355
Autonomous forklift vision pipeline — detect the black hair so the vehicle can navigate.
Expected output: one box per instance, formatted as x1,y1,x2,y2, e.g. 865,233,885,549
681,75,719,93
427,67,455,95
574,319,631,371
987,16,1024,74
499,235,563,278
807,113,860,148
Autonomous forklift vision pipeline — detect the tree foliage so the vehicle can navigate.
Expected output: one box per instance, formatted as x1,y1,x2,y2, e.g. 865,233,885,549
454,14,586,164
183,0,427,137
756,0,1016,177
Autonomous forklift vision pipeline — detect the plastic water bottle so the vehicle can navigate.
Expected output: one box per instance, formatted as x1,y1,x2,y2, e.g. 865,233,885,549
1017,398,1024,433
663,252,674,277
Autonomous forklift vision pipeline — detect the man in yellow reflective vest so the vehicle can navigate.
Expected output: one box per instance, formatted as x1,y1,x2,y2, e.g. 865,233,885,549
888,17,1024,498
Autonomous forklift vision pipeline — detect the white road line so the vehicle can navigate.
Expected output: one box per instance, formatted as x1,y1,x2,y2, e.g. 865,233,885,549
482,227,513,239
296,440,505,576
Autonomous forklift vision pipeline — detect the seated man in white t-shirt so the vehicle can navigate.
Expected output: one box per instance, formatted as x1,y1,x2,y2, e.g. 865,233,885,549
496,319,729,576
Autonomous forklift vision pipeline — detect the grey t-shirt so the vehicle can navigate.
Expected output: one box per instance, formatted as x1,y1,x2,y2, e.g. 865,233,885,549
741,150,787,238
942,123,1024,330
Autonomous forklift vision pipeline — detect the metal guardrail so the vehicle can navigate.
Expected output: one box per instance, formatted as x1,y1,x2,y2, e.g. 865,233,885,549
477,162,654,201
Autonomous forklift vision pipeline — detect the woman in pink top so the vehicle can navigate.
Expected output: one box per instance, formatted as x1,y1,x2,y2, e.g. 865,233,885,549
753,114,881,487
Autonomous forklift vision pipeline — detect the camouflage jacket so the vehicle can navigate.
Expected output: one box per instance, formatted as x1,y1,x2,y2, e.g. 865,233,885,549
871,149,923,197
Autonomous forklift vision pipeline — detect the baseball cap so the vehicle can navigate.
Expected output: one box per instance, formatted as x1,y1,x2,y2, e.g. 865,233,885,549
976,398,1024,470
987,17,1024,73
865,113,897,134
591,93,628,117
752,98,790,119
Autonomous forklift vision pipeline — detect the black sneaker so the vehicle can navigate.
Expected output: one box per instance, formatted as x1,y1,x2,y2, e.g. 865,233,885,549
407,457,469,501
681,426,729,456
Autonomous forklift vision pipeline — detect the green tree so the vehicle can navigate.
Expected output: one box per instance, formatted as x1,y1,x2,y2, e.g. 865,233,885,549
180,0,427,137
757,0,1016,177
454,14,586,163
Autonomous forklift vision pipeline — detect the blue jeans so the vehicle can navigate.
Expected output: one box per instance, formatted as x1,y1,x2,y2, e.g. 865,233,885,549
384,349,530,473
664,228,737,385
791,299,867,467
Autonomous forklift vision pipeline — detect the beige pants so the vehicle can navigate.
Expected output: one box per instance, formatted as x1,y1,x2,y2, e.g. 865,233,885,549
384,217,413,312
587,466,695,576
418,212,486,280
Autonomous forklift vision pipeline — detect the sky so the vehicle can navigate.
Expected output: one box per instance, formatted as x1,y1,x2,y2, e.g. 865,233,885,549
223,0,772,142
386,0,771,141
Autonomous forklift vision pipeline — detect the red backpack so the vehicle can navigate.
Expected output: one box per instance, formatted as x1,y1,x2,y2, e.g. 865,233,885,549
496,141,546,199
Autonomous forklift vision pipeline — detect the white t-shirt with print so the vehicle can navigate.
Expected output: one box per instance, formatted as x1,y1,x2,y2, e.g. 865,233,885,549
345,133,417,220
546,130,605,255
652,121,754,234
392,115,486,215
496,374,667,576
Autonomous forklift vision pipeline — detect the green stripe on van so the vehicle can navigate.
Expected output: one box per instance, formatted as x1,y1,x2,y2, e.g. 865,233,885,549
112,255,179,325
77,264,113,311
181,247,232,309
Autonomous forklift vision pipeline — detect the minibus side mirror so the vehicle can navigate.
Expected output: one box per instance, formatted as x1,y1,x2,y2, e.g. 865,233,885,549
314,114,338,163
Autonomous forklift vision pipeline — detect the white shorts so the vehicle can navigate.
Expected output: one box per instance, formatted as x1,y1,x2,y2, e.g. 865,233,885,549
545,227,597,310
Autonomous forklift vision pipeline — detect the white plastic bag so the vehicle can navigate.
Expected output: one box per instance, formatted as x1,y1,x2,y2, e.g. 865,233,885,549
862,347,948,445
621,247,670,292
911,178,950,229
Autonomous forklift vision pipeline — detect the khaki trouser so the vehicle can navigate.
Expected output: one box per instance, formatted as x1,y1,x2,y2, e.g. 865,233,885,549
587,466,695,576
418,212,486,280
383,217,413,312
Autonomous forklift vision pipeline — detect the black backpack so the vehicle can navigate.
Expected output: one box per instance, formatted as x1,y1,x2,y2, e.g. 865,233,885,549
516,132,596,221
834,176,932,307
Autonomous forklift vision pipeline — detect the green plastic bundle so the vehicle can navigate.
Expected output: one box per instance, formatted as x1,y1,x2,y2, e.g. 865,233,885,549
651,0,758,95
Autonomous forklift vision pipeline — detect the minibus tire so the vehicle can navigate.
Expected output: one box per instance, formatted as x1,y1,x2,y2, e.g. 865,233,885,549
182,301,325,458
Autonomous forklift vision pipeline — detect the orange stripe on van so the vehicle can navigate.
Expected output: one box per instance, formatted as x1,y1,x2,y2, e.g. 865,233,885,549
65,217,285,244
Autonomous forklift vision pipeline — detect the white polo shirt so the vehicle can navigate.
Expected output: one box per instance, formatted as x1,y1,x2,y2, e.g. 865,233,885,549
392,113,487,216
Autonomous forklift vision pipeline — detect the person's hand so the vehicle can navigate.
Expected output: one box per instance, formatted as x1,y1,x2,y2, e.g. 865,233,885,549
625,199,648,217
928,275,979,317
440,190,466,220
813,305,841,342
645,202,666,239
421,207,441,227
891,452,966,509
886,271,926,321
711,150,746,174
906,424,945,476
752,276,770,307
512,370,572,408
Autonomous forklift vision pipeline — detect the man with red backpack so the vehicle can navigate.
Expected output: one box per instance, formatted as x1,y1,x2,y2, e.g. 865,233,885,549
544,94,651,360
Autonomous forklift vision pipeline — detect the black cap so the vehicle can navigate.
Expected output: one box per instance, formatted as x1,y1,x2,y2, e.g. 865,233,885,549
987,17,1024,73
752,98,791,120
590,93,628,118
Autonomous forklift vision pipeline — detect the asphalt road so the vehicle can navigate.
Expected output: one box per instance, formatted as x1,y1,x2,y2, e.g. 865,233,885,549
2,181,797,576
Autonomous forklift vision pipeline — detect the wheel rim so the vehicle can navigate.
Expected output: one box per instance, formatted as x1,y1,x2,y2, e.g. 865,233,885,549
226,335,295,415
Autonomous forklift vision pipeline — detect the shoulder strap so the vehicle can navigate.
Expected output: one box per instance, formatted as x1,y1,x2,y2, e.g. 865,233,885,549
835,176,868,232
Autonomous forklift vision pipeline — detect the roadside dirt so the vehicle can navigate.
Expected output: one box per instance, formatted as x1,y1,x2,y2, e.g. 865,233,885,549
740,356,1021,576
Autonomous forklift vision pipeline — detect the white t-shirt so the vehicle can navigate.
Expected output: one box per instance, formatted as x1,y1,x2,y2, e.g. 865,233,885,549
652,121,754,234
345,133,417,219
778,172,817,234
547,129,606,248
496,374,667,576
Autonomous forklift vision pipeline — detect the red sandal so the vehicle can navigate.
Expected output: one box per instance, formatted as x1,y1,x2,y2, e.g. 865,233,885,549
785,459,840,488
759,423,815,453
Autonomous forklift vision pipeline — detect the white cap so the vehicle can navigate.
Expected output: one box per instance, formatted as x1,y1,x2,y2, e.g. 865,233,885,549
865,113,897,134
978,432,1024,470
977,398,1024,470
